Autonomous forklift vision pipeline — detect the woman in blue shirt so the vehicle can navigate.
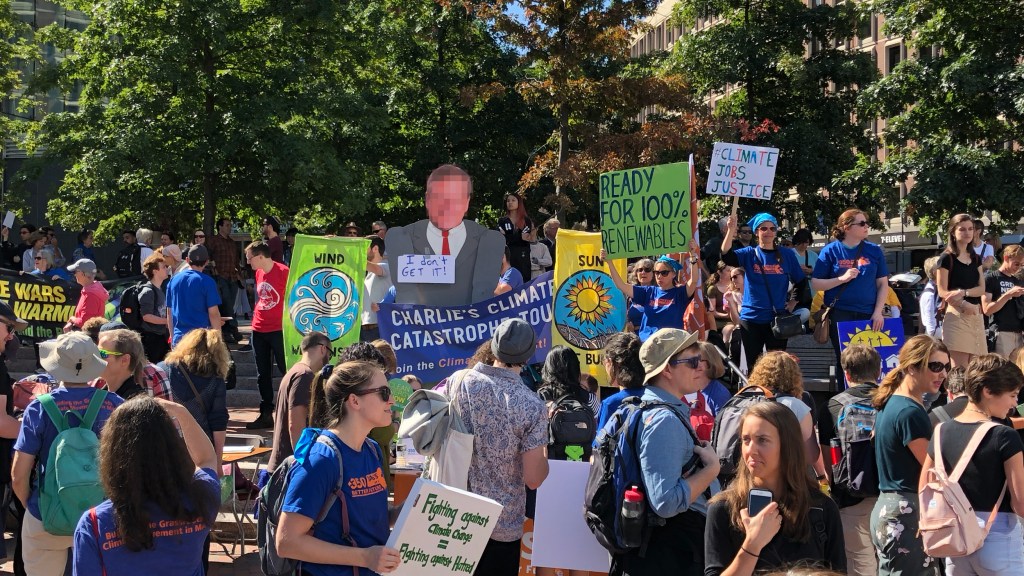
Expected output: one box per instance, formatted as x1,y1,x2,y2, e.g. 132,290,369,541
277,360,400,575
603,243,699,341
73,396,220,576
626,258,656,330
871,335,949,576
811,208,889,388
720,213,805,369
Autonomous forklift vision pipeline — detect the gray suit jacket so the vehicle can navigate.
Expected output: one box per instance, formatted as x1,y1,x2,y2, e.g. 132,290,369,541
386,220,505,306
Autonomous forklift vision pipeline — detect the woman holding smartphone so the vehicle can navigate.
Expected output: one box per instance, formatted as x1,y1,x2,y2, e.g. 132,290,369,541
871,335,949,576
704,402,846,575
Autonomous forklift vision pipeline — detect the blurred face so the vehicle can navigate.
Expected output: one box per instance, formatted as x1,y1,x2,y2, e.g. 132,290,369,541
343,228,359,238
160,233,171,247
633,261,652,285
665,346,705,396
953,220,974,247
425,177,471,230
83,233,93,247
123,233,134,246
33,255,48,271
0,321,13,353
1004,256,1024,274
755,221,776,247
505,195,519,212
973,223,984,243
910,350,950,396
97,334,130,380
738,226,753,241
219,220,232,236
19,228,29,239
653,262,675,289
741,415,781,481
546,222,559,240
194,231,206,244
152,261,169,284
32,237,46,250
351,371,395,428
844,213,870,242
74,269,90,286
245,249,265,270
730,269,745,289
982,387,1021,421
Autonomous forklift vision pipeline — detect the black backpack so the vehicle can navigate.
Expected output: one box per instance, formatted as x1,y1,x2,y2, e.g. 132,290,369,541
548,394,595,462
115,244,141,278
710,384,775,485
117,282,146,330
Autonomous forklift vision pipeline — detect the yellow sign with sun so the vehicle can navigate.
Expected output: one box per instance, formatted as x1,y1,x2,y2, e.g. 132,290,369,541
841,323,898,348
565,275,614,326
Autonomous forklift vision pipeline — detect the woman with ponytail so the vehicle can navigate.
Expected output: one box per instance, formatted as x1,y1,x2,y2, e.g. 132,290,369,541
870,335,950,576
277,361,401,575
935,214,986,367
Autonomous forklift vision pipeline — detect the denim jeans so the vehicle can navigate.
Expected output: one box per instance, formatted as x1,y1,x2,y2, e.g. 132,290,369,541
215,276,239,332
251,330,285,413
946,512,1024,576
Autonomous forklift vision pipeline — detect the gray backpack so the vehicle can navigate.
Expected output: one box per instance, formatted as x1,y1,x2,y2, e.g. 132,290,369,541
709,384,775,484
257,433,378,576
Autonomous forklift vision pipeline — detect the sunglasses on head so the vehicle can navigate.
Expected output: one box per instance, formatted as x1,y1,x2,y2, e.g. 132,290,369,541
98,348,125,359
350,385,392,402
926,361,951,374
669,355,704,370
654,269,674,277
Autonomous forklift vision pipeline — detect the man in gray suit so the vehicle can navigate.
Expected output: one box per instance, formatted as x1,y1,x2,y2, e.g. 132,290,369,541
386,164,505,306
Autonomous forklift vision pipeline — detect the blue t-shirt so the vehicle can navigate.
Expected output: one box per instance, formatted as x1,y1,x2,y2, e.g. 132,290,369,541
281,432,389,576
165,269,221,346
631,284,691,341
813,240,889,315
499,267,524,291
72,468,220,576
875,394,931,492
14,387,124,519
701,379,732,416
626,302,644,329
731,246,805,323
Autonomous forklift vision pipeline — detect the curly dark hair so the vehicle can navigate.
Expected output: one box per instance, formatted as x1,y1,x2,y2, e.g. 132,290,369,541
538,346,588,405
603,333,644,388
99,396,217,552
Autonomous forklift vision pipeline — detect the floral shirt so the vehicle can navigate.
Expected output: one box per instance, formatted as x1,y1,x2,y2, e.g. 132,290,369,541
452,363,548,541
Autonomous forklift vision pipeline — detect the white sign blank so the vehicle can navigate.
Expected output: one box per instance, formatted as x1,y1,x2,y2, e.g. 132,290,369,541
532,460,611,572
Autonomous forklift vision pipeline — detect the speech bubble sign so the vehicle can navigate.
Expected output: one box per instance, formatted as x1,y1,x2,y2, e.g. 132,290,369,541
705,143,779,200
396,254,455,284
599,162,692,259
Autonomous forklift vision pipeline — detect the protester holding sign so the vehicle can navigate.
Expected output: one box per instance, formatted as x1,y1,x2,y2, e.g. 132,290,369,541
277,360,401,575
811,209,889,388
602,243,699,342
935,214,987,368
720,213,805,368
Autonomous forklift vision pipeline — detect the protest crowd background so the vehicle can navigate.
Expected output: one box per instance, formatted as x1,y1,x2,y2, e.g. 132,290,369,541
0,159,1022,576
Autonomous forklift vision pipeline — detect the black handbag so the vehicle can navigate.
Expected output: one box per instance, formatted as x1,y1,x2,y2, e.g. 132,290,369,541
755,248,804,339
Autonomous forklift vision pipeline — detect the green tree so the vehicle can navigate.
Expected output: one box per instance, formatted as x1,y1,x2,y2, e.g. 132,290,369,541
0,0,37,163
24,0,389,239
669,0,878,228
838,0,1024,233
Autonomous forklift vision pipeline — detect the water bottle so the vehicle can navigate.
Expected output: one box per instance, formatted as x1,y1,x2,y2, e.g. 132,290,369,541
620,485,645,548
829,438,842,466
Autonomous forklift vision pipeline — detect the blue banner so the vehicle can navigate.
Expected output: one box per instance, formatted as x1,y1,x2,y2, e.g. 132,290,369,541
837,317,906,380
379,272,554,382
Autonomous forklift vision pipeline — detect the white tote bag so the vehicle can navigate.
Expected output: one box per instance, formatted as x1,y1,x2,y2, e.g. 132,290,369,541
424,371,475,490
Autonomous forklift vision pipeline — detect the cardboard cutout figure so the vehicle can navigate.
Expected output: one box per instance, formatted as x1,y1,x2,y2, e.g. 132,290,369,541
387,165,505,306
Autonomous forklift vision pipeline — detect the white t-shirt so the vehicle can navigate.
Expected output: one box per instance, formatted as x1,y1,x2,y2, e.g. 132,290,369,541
362,261,392,325
973,242,994,261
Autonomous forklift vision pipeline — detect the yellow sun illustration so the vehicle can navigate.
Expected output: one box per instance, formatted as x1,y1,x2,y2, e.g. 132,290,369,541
843,324,897,348
566,276,613,325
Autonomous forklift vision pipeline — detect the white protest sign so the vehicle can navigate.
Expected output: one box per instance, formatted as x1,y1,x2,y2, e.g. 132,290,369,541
532,460,611,572
387,477,503,575
2,212,13,230
705,142,779,200
397,254,455,284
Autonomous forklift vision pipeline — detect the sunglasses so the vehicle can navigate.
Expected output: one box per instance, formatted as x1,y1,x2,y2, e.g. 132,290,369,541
98,348,125,359
654,269,674,277
669,355,704,370
739,229,753,234
372,229,382,234
757,226,777,232
850,221,869,227
33,257,42,261
350,385,392,402
194,234,205,239
926,361,951,374
635,267,652,274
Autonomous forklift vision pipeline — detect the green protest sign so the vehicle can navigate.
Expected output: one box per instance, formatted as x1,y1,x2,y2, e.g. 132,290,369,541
283,234,369,366
599,162,692,259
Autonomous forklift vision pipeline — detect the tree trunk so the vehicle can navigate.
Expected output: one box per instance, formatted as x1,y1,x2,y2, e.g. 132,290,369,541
202,38,216,233
554,103,569,221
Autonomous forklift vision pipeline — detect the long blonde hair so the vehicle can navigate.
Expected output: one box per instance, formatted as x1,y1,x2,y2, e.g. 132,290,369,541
710,402,819,541
872,334,948,409
163,328,230,379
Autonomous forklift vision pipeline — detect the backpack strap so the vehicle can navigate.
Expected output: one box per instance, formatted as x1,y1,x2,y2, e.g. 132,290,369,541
37,393,68,433
311,433,364,576
735,384,775,399
942,421,1006,533
79,390,109,430
88,507,108,576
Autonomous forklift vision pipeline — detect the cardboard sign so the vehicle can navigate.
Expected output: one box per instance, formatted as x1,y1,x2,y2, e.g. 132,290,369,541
397,254,455,284
3,211,13,230
705,143,779,200
837,317,906,380
387,478,503,575
532,461,611,572
599,162,692,259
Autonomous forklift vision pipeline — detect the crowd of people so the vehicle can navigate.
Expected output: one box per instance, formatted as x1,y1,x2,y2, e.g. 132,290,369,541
0,172,1022,576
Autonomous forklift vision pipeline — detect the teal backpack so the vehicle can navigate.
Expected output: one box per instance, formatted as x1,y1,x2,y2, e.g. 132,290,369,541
36,390,108,536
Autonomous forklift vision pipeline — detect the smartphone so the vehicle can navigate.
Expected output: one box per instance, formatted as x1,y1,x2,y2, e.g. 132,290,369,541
748,489,773,517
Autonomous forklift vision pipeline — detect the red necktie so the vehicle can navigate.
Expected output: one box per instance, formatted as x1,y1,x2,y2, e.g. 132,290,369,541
441,229,450,256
